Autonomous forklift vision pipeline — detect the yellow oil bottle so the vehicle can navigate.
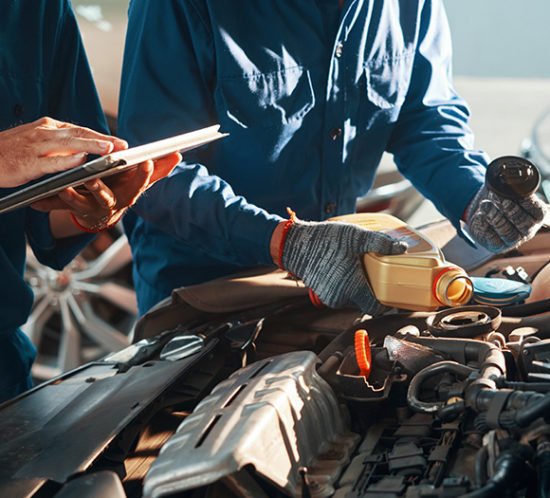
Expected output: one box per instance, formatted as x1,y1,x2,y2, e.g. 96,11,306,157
331,213,473,311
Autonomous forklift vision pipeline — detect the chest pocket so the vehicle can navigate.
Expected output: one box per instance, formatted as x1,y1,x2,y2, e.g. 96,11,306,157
217,66,315,130
364,52,415,121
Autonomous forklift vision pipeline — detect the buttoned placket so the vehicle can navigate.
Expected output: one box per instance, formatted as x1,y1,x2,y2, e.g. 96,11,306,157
319,9,350,220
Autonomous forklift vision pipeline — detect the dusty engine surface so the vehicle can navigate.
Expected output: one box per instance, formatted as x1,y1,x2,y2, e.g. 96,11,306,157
137,302,550,498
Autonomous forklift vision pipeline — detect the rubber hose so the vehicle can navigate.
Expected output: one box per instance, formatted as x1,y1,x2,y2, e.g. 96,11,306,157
407,361,475,413
500,298,550,317
461,450,527,498
516,391,550,427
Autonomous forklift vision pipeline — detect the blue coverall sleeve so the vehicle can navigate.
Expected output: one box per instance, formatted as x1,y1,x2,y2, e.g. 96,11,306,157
25,0,106,270
118,0,282,266
133,164,282,266
387,0,488,227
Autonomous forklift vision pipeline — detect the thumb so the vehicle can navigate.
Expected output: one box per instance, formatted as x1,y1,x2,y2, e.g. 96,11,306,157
149,152,182,185
359,230,408,255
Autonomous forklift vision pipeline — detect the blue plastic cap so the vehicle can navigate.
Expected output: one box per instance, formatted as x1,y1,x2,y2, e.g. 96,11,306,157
471,276,531,305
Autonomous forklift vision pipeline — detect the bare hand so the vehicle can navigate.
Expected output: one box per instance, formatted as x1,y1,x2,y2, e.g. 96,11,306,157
31,153,182,232
0,117,128,188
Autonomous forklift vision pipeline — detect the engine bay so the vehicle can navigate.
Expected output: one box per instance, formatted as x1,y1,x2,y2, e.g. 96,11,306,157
1,225,549,498
139,301,550,498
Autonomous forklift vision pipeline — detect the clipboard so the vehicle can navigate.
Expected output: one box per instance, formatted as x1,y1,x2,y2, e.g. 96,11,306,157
0,124,227,214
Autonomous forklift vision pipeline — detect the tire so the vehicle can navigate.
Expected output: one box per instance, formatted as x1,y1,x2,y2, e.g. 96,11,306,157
22,224,137,380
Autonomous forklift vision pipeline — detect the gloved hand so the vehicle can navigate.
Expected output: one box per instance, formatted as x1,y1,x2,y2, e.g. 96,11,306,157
280,219,407,315
466,184,549,253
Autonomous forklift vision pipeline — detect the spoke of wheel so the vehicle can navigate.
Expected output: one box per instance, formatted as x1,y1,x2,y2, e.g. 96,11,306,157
72,281,138,314
58,297,82,372
75,235,133,280
28,285,48,306
21,294,55,346
67,294,131,352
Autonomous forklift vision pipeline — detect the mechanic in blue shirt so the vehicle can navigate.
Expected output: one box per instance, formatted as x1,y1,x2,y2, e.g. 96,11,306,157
119,0,548,316
0,0,180,402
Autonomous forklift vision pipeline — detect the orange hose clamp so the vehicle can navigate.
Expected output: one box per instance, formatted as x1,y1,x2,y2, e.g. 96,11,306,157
354,329,372,379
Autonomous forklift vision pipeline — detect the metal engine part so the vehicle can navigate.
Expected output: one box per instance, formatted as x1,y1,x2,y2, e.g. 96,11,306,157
144,351,360,498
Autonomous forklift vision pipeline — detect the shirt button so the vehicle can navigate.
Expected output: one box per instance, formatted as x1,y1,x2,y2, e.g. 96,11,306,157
13,104,24,117
329,127,342,140
335,42,343,58
325,203,337,214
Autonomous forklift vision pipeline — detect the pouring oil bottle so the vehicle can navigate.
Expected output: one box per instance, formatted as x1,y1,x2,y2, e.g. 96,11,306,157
331,213,473,311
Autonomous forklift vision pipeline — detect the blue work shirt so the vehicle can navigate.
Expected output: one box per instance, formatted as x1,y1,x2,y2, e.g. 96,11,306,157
119,0,488,314
0,0,108,400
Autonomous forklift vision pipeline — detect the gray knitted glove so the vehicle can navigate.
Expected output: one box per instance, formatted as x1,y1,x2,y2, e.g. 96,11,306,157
466,185,548,253
281,220,407,315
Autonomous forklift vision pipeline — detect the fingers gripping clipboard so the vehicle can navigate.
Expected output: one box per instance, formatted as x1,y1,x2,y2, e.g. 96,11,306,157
0,124,227,214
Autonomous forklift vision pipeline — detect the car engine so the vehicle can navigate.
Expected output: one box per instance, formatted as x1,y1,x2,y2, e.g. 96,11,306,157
141,302,550,498
0,227,549,498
